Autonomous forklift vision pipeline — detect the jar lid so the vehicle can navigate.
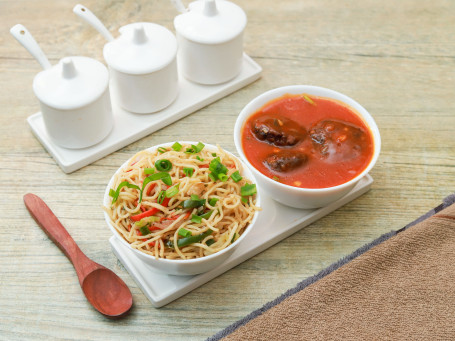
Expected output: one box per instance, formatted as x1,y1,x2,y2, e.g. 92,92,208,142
174,0,247,44
103,22,177,75
33,56,109,110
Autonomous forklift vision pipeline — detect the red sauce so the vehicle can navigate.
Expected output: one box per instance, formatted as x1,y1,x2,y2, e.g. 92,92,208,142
241,94,374,188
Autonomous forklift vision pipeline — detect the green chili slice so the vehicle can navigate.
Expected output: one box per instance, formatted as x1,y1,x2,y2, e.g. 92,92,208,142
110,181,140,204
183,167,194,177
155,159,172,172
168,229,213,248
230,171,242,182
241,183,257,197
172,142,182,151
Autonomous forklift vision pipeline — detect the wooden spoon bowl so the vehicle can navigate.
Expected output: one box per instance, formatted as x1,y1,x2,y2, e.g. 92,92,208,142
24,193,133,318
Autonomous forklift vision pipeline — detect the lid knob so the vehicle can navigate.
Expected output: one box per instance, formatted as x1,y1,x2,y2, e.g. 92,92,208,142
203,0,218,17
133,25,148,45
61,58,78,79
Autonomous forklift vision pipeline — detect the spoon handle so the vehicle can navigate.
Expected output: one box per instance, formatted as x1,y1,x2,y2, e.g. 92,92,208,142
23,193,99,284
73,4,115,42
10,24,52,70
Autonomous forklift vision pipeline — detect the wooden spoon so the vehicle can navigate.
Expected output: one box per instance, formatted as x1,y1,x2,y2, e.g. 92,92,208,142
23,193,133,318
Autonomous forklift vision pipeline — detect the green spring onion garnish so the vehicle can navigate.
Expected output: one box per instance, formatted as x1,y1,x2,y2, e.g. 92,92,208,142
183,195,206,208
196,155,204,162
157,147,167,153
191,214,202,224
139,225,151,236
167,229,213,248
183,167,194,177
208,198,219,206
172,142,182,151
155,159,172,172
109,181,140,204
165,184,179,198
206,238,215,246
157,190,166,204
178,228,192,238
209,157,228,181
199,210,213,220
185,142,205,154
144,167,155,175
230,171,242,183
240,183,257,197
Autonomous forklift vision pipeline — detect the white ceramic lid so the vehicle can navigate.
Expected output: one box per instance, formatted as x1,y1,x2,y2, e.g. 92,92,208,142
33,56,109,110
103,22,177,75
174,0,247,44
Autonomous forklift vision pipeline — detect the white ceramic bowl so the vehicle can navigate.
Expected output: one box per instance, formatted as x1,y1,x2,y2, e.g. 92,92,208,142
234,85,381,209
103,142,261,275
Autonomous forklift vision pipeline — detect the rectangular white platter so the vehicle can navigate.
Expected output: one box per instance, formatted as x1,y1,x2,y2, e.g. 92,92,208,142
27,54,262,173
110,174,373,308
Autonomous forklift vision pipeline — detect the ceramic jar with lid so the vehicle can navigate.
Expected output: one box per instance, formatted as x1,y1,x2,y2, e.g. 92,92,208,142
103,23,179,114
174,0,247,85
33,56,113,149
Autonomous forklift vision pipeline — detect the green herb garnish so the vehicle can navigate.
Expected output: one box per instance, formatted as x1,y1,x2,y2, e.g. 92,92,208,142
172,142,182,151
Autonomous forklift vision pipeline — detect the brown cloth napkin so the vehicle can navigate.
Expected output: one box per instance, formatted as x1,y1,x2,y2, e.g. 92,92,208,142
208,194,455,340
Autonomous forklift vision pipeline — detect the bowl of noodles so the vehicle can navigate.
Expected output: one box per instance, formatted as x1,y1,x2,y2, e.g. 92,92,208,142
103,142,261,275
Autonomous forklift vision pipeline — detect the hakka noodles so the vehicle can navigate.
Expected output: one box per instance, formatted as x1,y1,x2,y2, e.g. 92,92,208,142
104,142,260,260
241,93,375,188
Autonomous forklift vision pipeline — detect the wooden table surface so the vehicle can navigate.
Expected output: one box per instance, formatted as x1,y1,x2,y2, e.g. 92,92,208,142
1,0,454,339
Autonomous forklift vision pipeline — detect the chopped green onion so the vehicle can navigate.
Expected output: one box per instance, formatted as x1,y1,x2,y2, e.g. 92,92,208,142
172,142,182,151
146,172,172,186
185,142,205,154
157,147,167,153
183,197,206,209
209,157,228,176
231,171,242,182
196,155,204,162
191,214,202,224
208,198,219,206
167,229,213,248
241,184,257,197
165,184,179,198
272,176,280,181
191,194,200,200
206,238,215,246
178,228,192,238
139,225,151,236
218,173,229,181
183,167,194,177
211,153,217,157
231,233,237,243
208,173,217,182
110,181,140,204
144,167,155,175
199,210,213,220
155,159,172,172
241,196,248,204
157,190,166,204
135,216,159,228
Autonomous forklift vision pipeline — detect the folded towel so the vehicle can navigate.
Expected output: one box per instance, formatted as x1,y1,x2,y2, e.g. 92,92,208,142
209,194,455,340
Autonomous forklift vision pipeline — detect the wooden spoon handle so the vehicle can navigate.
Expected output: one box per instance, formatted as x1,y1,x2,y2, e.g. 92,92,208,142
23,193,96,284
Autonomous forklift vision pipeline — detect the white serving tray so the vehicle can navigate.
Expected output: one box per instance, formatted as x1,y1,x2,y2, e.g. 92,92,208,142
109,174,373,308
27,54,262,173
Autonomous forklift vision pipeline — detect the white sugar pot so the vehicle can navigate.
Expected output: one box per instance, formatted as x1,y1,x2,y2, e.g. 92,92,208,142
173,0,247,85
74,5,178,114
10,24,113,149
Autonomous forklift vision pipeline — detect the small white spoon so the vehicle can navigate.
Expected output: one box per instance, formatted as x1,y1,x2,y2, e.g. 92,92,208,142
10,24,52,70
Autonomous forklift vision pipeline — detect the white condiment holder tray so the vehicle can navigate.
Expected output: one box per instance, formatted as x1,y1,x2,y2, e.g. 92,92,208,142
109,174,373,308
27,54,262,173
